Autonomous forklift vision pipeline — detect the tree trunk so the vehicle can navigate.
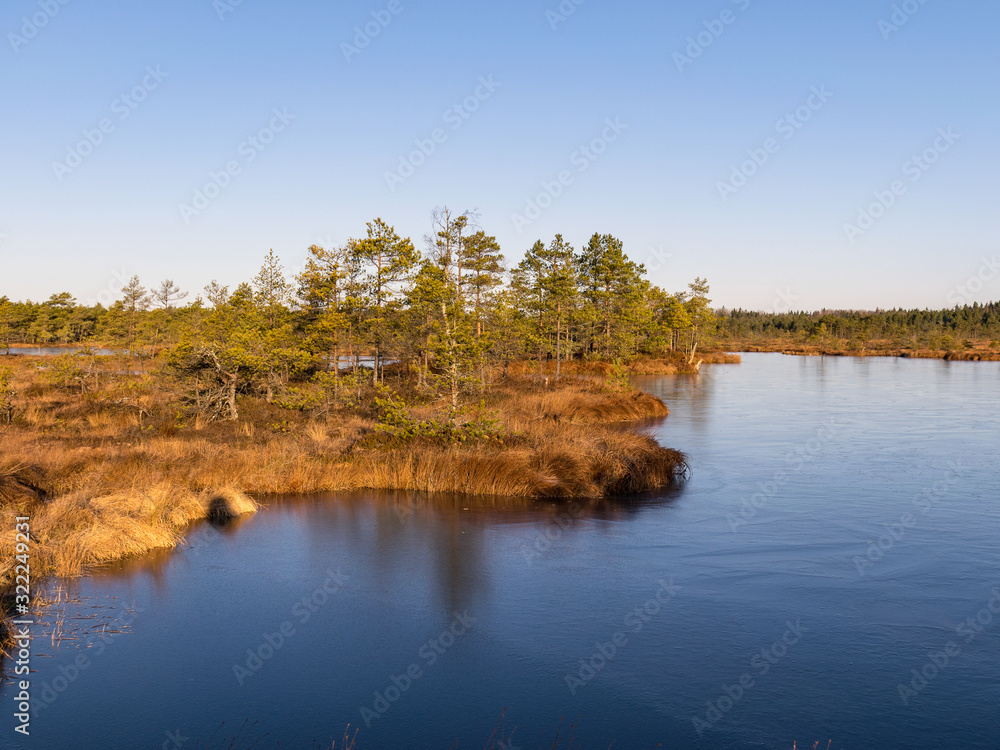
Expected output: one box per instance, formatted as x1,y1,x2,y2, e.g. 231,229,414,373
555,309,562,379
227,376,238,420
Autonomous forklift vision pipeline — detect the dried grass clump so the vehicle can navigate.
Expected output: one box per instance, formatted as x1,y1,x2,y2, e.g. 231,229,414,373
0,464,47,505
333,428,686,499
203,487,258,522
304,421,328,444
0,482,258,586
497,378,669,428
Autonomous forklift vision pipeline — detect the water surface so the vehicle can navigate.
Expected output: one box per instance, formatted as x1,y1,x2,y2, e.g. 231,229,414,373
4,354,999,749
3,346,115,356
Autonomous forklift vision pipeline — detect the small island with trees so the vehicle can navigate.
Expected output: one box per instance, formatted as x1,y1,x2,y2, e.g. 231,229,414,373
0,210,712,594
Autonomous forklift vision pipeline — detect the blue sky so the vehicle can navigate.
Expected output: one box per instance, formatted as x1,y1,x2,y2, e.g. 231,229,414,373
2,0,998,310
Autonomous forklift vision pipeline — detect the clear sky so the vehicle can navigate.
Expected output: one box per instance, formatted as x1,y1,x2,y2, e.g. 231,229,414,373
2,0,998,311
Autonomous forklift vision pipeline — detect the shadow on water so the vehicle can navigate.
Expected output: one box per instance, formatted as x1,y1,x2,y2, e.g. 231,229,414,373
32,485,690,610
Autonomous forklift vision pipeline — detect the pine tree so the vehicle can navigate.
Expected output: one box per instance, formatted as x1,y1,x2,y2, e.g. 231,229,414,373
152,280,188,309
536,234,578,378
203,281,230,308
513,241,548,375
253,250,292,330
461,229,505,387
0,298,14,354
351,218,418,383
121,275,149,353
684,277,716,363
406,259,451,389
577,233,646,359
462,230,505,338
296,244,349,383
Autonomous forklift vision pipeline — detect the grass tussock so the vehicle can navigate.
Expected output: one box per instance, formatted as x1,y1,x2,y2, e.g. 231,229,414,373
0,356,683,588
497,378,669,426
0,480,257,586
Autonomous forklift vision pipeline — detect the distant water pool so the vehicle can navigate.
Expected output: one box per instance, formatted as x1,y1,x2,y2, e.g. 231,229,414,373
3,346,115,356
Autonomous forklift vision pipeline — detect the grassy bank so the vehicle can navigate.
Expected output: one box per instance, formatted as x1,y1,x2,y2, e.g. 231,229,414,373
508,350,741,376
0,356,685,593
720,338,1000,360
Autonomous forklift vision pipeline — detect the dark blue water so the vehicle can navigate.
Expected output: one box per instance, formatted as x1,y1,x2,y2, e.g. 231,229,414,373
3,354,999,749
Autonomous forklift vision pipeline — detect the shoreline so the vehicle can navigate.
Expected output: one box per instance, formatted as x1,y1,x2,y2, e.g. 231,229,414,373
0,366,686,597
725,343,1000,361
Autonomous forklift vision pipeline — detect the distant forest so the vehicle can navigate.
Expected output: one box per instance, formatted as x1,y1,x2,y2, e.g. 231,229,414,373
715,305,1000,349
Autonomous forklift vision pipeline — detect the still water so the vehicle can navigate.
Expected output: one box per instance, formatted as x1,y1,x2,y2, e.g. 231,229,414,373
4,354,999,749
3,347,115,356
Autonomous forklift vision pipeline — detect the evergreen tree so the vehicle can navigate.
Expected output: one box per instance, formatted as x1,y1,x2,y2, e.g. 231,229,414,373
577,233,646,359
350,218,418,383
684,277,716,362
253,250,292,330
121,276,149,353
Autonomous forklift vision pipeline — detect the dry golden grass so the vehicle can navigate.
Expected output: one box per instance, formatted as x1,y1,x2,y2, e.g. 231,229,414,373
497,379,669,426
304,421,328,444
0,356,684,590
0,470,257,587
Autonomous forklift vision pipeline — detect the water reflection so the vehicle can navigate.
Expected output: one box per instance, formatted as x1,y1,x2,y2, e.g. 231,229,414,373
65,490,688,619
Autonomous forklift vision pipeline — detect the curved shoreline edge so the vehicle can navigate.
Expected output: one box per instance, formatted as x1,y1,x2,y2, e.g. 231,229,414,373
0,373,686,642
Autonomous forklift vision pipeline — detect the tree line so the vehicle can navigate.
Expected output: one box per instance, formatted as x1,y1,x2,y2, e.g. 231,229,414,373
0,209,714,419
716,305,1000,348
